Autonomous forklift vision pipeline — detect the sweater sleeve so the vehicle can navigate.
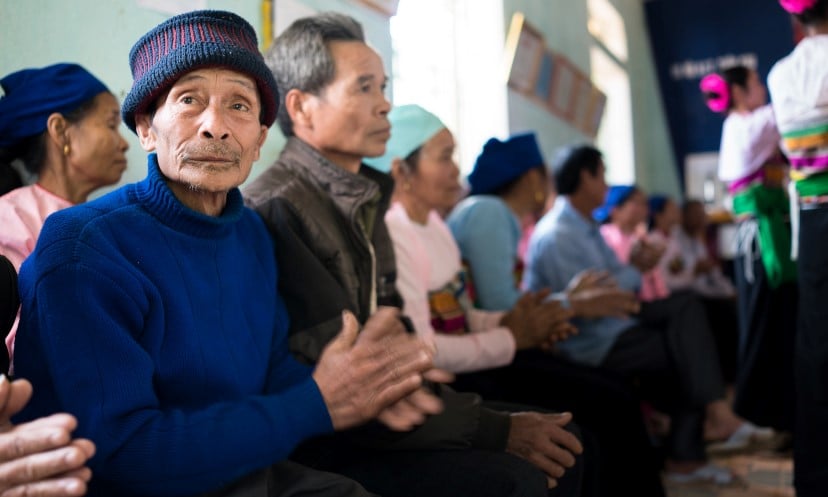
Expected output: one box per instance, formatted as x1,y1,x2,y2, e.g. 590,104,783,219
16,256,332,497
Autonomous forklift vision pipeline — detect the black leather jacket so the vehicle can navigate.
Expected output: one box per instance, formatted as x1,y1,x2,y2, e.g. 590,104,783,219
244,137,510,451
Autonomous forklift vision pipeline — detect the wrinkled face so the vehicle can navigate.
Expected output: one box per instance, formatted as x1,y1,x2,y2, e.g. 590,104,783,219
406,128,462,213
582,161,608,210
302,40,391,162
611,189,647,227
65,92,129,187
135,68,268,193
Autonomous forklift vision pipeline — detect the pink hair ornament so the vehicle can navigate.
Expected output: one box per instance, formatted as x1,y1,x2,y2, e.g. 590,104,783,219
700,73,730,113
779,0,818,14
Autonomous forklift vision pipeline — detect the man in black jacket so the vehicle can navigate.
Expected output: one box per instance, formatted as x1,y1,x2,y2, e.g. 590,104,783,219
244,12,585,497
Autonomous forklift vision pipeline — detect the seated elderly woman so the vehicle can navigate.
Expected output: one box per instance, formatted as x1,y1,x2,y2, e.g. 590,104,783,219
369,111,666,497
0,63,129,363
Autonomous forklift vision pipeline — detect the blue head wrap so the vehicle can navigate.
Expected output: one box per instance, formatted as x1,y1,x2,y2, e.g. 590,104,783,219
468,132,545,196
364,104,446,173
0,63,109,148
648,195,668,216
593,185,637,223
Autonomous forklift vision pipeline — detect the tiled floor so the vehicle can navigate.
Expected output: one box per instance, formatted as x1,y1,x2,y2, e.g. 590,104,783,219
663,450,794,497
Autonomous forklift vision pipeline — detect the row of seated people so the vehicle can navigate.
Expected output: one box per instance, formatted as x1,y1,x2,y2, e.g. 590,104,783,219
0,8,785,497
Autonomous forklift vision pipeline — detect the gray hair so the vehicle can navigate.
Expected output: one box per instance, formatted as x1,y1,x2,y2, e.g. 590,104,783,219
266,12,365,137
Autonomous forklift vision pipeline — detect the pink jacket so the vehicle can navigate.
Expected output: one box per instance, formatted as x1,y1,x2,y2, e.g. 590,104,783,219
600,224,669,302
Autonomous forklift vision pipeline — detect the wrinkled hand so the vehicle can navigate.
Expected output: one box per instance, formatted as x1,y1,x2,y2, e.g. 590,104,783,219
565,270,615,295
630,239,665,273
506,411,583,488
313,309,446,431
500,290,575,350
569,287,640,319
0,376,95,497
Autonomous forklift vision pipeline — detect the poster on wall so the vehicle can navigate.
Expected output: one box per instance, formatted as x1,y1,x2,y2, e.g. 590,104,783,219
549,55,578,120
644,0,795,187
533,50,556,103
583,87,607,138
504,13,545,96
570,73,595,134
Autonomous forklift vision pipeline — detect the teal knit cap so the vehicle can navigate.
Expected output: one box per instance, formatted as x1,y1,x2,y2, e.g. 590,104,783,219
364,104,446,173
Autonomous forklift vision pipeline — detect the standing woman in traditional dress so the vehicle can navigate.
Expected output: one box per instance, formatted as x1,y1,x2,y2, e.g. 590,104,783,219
701,64,797,435
767,1,828,494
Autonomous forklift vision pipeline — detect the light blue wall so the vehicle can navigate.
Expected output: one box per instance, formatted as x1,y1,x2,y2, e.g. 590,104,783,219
0,0,391,194
502,0,680,197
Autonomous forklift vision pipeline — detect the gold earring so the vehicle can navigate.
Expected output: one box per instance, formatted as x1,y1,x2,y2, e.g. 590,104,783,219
534,190,544,203
403,182,412,192
63,144,70,156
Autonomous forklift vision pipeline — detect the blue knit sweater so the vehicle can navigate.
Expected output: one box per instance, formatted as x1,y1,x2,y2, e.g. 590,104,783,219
14,154,333,496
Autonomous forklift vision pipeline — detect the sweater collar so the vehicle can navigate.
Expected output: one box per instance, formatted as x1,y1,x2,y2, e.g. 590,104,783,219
132,153,245,237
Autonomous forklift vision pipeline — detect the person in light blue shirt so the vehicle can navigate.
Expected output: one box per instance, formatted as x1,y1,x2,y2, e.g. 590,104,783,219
447,136,541,311
524,144,778,483
447,133,668,497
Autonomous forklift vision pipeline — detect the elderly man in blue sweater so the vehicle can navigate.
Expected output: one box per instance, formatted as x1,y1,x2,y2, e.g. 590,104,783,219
12,11,443,497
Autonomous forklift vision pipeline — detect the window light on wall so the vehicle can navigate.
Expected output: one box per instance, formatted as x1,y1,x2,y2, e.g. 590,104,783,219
390,0,508,175
588,0,634,185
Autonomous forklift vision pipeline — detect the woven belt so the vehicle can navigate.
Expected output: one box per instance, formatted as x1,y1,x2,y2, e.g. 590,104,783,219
800,194,828,209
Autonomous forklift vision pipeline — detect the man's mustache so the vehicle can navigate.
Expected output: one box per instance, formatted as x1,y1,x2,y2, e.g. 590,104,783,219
181,144,241,163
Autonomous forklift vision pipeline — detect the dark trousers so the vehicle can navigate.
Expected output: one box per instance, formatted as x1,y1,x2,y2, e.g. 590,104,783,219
794,207,828,497
733,252,797,431
200,461,377,497
700,296,740,385
453,351,665,497
602,292,725,462
290,420,582,497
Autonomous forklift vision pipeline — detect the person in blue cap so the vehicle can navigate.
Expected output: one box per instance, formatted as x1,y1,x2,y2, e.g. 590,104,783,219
13,10,442,497
0,63,130,364
593,185,667,302
373,108,666,497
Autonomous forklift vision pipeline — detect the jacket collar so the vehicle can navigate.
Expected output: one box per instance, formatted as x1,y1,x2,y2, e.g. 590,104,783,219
280,136,395,216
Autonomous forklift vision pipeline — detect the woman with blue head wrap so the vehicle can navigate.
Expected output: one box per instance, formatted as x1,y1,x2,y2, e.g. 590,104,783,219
0,63,129,362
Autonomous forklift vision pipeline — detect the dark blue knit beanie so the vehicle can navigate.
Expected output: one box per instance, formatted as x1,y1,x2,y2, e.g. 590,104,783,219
122,10,278,133
468,132,545,196
0,63,108,148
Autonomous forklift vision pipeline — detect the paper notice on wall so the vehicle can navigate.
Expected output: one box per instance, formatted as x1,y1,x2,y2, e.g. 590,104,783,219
137,0,206,16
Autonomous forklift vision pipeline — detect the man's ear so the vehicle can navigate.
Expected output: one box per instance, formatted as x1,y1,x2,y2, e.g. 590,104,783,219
134,113,157,152
251,126,269,163
284,88,315,133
